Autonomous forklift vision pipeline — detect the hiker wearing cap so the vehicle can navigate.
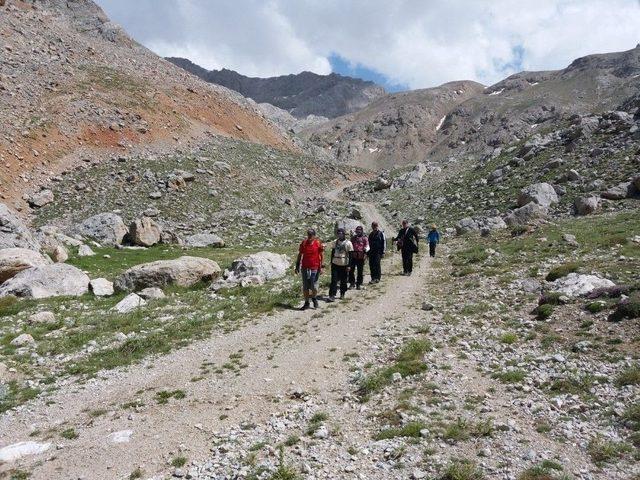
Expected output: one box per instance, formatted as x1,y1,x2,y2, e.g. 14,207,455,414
368,221,386,283
427,224,440,258
349,225,370,290
393,219,419,276
295,228,324,310
327,227,353,301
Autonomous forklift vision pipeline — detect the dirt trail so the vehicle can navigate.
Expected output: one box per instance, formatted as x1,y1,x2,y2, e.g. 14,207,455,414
0,195,423,480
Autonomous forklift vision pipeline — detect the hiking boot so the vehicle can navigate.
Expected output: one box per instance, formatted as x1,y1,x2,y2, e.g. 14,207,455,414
356,285,361,290
327,296,336,303
348,284,355,290
300,302,310,311
340,293,345,299
312,298,319,309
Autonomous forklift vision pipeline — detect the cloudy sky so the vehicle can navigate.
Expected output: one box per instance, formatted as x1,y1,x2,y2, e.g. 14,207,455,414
95,0,640,91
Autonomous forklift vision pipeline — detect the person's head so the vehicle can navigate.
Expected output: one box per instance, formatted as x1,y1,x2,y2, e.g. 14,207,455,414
401,219,409,228
430,224,437,231
306,228,316,240
336,228,346,240
371,221,379,231
355,225,364,236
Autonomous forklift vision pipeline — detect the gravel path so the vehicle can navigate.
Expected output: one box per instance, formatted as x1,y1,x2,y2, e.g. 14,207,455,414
0,198,425,480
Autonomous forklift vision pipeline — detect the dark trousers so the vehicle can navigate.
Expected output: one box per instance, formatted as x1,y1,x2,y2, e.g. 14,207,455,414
329,264,349,297
429,242,437,258
348,257,365,286
401,248,414,273
369,252,382,281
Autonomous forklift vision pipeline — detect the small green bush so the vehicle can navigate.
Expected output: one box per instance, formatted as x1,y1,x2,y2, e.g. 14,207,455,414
609,292,640,322
518,460,567,480
587,436,631,465
586,301,607,313
437,459,484,480
615,365,640,387
545,263,579,282
374,421,427,440
533,304,554,320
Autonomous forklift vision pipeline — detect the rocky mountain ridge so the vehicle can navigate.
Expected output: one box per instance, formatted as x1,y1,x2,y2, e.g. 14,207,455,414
166,57,387,119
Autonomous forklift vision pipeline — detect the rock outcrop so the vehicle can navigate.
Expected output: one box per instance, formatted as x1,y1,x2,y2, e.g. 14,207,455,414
114,256,221,292
0,203,41,251
0,264,90,299
76,213,128,246
0,248,52,284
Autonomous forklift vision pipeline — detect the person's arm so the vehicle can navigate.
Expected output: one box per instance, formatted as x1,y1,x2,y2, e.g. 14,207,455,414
295,242,302,273
318,243,324,274
382,231,386,255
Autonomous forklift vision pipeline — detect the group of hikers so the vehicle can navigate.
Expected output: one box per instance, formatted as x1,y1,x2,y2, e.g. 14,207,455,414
295,220,441,310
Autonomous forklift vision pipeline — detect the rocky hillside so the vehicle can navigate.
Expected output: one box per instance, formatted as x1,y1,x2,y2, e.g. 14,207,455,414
304,45,640,171
0,0,295,209
302,81,485,169
166,58,386,119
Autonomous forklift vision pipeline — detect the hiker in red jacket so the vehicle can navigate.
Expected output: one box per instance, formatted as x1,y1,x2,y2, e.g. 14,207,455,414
349,225,369,290
295,228,324,310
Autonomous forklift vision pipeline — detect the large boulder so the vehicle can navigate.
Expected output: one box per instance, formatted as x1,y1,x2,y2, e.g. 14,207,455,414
551,273,615,297
76,213,128,246
112,293,146,314
184,233,225,248
517,183,558,208
26,189,54,208
0,264,90,299
574,196,600,215
228,252,290,282
0,248,52,284
129,217,162,247
391,163,428,189
601,182,633,200
455,216,507,235
504,202,548,226
0,203,40,251
114,256,221,292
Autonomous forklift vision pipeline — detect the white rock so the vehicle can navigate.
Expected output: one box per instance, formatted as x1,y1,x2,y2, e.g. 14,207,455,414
28,311,56,324
313,425,329,439
0,441,51,462
551,273,615,297
137,287,165,300
10,333,35,347
78,244,96,257
228,251,289,282
0,248,52,283
107,430,133,443
518,182,558,208
90,278,114,297
0,264,90,299
112,293,146,313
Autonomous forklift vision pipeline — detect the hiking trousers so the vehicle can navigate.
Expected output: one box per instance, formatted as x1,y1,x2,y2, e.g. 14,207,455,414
348,258,365,286
429,242,437,258
329,264,349,297
401,248,414,274
369,252,382,281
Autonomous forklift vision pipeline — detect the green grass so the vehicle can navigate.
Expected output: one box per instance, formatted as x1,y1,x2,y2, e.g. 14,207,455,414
155,389,186,404
60,428,78,440
615,365,640,387
306,412,329,436
518,460,569,480
374,421,427,440
609,291,640,322
499,332,518,345
357,338,432,400
587,436,631,465
547,374,596,396
545,263,580,282
0,381,41,414
533,304,554,320
129,467,143,480
268,447,299,480
437,459,484,480
491,369,526,384
171,456,187,468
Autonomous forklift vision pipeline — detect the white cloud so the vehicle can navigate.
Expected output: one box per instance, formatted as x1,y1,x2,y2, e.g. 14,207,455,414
96,0,640,88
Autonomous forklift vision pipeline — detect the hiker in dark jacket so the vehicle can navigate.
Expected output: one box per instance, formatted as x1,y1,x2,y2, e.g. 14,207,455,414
327,228,353,301
393,220,419,276
349,225,369,290
427,224,440,258
368,222,386,284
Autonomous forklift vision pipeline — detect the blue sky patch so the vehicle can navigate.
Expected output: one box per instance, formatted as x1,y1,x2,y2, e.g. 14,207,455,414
329,53,408,92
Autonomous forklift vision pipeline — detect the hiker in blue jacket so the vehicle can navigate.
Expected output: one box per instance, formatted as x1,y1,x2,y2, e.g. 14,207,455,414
427,224,440,258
